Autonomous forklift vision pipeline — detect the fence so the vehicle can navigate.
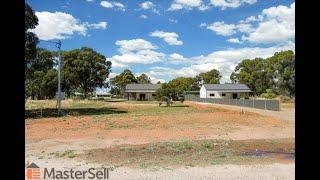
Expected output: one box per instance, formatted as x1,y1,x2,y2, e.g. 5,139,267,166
184,94,280,111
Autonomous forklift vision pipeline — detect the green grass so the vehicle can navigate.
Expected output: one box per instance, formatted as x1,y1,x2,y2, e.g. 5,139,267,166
49,150,76,158
78,138,294,168
25,99,203,119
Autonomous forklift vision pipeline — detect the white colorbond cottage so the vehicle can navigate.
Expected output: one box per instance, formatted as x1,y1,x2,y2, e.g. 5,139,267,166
200,84,252,99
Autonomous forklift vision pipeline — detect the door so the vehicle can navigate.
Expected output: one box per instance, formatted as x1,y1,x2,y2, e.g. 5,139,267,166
232,93,238,99
139,94,146,101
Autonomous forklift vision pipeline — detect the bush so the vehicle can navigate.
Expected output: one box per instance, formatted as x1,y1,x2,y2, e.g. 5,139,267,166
260,89,277,99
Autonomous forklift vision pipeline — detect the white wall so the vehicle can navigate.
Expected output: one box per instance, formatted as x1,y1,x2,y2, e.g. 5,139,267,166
200,86,207,98
206,90,221,98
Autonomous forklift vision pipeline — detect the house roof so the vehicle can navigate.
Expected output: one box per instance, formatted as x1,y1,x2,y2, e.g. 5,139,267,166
125,84,162,92
27,163,39,168
203,83,251,92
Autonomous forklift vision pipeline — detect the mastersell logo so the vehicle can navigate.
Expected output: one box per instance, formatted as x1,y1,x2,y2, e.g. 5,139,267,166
26,162,41,180
26,161,113,179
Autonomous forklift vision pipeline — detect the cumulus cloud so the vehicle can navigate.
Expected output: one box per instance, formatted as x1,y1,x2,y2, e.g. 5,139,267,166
86,22,108,29
227,38,242,44
100,1,125,11
242,3,295,44
202,3,295,44
140,1,155,9
168,53,186,64
30,11,107,40
138,1,160,14
150,30,183,45
107,39,165,65
168,0,209,11
168,0,256,11
204,21,237,36
210,0,257,10
147,42,295,82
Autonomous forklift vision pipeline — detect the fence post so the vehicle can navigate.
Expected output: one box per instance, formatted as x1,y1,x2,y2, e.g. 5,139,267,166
264,100,267,110
253,98,255,108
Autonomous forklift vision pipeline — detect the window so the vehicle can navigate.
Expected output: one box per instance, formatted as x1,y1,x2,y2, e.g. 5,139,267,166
221,93,226,96
152,94,156,96
209,93,215,97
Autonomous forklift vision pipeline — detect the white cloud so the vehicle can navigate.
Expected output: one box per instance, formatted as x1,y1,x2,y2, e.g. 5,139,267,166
210,0,257,10
202,3,295,44
147,42,295,82
150,30,183,45
100,1,113,8
87,22,108,29
139,14,148,19
204,21,237,36
168,53,186,63
135,72,166,84
108,72,117,79
111,61,129,68
107,39,165,65
227,38,242,44
100,1,125,11
242,3,295,44
168,0,208,11
115,39,157,53
86,0,94,2
236,23,253,33
30,11,107,40
138,1,160,14
140,1,155,9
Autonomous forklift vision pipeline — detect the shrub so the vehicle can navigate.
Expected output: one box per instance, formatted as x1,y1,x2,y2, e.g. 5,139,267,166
260,89,277,99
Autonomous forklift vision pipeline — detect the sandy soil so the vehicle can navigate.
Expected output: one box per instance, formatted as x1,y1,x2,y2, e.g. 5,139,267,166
25,156,294,180
25,101,295,180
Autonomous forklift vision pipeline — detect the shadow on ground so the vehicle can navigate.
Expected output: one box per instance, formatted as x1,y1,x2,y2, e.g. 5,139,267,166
159,105,190,108
25,107,127,119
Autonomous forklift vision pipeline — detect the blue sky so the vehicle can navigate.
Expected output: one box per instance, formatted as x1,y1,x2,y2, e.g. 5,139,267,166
27,0,295,85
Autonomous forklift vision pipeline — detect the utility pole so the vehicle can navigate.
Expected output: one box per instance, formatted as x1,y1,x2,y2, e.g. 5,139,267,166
56,40,62,116
40,40,62,116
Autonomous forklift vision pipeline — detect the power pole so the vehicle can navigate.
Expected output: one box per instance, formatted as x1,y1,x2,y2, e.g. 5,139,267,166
40,40,62,116
56,40,62,116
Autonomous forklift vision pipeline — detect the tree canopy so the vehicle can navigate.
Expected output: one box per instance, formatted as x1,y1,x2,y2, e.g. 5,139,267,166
61,47,111,97
110,69,137,95
25,3,39,62
25,48,56,99
136,73,151,84
195,69,221,84
230,50,295,96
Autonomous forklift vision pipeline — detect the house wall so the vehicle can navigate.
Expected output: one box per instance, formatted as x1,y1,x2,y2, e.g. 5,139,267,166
201,88,248,99
205,90,222,98
200,86,207,98
135,92,156,100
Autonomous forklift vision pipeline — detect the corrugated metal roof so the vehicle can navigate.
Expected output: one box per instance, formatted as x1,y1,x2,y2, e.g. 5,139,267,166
125,84,162,91
203,84,251,92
